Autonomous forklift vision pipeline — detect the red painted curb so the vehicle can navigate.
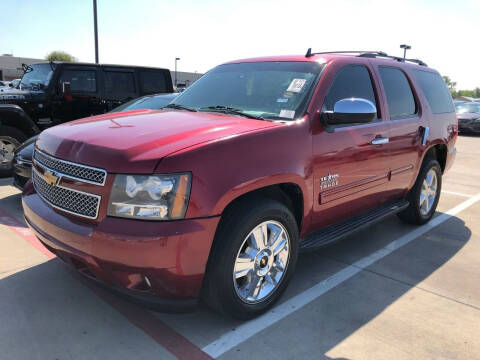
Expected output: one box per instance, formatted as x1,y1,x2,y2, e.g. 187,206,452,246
0,209,56,259
0,208,214,360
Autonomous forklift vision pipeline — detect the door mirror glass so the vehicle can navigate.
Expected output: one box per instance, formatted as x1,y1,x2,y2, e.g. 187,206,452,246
323,98,377,126
61,81,71,95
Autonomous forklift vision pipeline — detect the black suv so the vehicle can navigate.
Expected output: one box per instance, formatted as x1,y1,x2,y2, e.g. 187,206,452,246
0,62,173,176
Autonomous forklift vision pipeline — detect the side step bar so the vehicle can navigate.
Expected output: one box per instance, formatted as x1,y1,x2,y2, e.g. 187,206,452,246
300,199,409,251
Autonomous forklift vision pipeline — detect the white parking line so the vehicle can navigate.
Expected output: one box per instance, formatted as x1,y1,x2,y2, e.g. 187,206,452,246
203,193,480,358
442,190,472,198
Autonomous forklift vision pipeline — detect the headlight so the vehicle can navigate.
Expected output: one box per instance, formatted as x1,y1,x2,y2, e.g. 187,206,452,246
107,173,191,220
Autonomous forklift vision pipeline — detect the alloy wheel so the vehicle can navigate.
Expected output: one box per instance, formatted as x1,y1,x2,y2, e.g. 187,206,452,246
0,137,20,168
233,220,290,304
419,168,438,216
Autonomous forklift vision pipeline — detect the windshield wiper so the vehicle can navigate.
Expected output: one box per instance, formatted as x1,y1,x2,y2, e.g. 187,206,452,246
161,103,197,112
199,106,264,120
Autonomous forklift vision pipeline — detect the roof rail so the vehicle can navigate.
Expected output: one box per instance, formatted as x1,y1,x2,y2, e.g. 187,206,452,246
358,51,427,66
304,48,427,66
305,49,386,57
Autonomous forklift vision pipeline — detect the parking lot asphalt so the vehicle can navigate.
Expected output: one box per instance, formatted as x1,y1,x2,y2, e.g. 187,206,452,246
1,134,479,360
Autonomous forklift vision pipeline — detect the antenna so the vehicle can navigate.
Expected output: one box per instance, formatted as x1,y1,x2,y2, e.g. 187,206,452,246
305,48,312,57
400,44,411,60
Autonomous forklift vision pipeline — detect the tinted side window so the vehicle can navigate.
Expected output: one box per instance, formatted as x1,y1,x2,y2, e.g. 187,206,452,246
413,70,454,114
379,67,417,119
60,69,96,92
140,70,167,94
324,65,377,112
104,71,136,99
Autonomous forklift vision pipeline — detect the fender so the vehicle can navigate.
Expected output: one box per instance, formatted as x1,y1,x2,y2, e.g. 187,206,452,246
156,119,314,234
0,104,40,136
211,173,309,219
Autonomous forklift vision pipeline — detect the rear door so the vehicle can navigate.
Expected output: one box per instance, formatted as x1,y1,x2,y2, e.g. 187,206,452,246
311,63,391,228
102,68,138,111
374,66,427,199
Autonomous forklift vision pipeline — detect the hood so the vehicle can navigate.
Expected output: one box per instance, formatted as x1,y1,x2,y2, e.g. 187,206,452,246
0,88,42,104
15,135,39,161
36,110,278,173
0,88,30,99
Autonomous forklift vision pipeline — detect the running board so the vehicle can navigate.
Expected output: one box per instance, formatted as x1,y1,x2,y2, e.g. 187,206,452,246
300,199,409,251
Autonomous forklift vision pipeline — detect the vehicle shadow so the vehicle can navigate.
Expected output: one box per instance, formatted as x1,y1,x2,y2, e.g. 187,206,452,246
0,212,472,359
0,192,24,221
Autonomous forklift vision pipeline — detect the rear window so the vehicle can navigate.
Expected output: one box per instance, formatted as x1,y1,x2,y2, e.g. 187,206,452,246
140,70,167,94
413,70,454,114
379,67,417,119
104,71,136,99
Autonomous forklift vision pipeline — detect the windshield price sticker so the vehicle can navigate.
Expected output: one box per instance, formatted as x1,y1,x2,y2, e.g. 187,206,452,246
286,78,307,93
280,109,295,119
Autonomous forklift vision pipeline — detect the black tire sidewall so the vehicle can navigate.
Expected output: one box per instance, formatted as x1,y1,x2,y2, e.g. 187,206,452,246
207,199,299,319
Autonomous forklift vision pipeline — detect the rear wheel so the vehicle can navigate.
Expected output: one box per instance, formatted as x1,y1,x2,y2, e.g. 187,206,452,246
0,126,27,177
203,198,299,319
398,159,442,225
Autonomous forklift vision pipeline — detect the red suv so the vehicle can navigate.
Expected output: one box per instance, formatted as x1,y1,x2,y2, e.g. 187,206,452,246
22,50,457,319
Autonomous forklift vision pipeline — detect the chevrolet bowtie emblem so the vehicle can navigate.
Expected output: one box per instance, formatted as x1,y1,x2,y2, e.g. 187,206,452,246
43,170,61,186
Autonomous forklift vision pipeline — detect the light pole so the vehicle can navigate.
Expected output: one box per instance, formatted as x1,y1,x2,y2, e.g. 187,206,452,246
400,44,411,60
175,57,180,87
93,0,99,63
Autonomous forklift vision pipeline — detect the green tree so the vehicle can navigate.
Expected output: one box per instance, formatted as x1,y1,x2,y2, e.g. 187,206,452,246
442,76,457,97
475,87,480,98
45,51,77,62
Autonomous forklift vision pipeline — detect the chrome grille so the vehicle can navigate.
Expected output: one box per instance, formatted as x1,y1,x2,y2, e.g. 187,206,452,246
33,148,106,185
32,168,100,219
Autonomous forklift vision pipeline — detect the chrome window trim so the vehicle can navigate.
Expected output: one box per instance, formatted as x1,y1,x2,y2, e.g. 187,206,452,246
32,167,101,220
33,148,107,186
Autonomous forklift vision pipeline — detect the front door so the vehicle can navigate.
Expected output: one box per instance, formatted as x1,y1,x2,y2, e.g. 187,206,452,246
311,64,391,228
52,66,103,123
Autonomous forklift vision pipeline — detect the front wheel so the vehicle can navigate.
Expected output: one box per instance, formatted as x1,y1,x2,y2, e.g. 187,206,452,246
398,159,442,225
0,126,27,177
203,198,299,319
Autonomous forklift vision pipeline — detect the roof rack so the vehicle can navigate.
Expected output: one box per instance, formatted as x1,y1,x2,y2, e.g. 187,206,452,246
304,48,427,66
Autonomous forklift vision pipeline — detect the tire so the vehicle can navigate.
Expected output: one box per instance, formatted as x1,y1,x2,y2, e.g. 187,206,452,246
202,198,299,320
0,126,27,177
398,158,442,225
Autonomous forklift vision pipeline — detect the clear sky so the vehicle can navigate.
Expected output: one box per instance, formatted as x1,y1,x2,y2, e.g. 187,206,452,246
3,0,479,89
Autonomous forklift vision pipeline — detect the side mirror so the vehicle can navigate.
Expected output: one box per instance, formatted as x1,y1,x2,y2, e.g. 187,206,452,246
322,98,377,126
8,83,13,87
61,82,71,95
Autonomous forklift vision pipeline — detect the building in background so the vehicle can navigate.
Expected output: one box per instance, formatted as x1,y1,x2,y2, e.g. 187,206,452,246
0,55,202,86
0,54,43,80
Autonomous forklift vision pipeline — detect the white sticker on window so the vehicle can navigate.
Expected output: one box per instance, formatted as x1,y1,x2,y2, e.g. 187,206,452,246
286,78,307,93
279,109,295,119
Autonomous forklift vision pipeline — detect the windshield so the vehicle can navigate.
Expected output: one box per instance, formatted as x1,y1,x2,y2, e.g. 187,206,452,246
456,103,480,114
20,63,54,90
110,93,178,113
172,62,323,120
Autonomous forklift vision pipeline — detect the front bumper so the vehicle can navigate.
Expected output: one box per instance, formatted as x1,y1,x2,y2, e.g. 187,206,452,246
22,183,220,311
12,157,31,190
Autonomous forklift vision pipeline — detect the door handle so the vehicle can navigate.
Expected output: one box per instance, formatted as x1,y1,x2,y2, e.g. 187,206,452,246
371,137,389,145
